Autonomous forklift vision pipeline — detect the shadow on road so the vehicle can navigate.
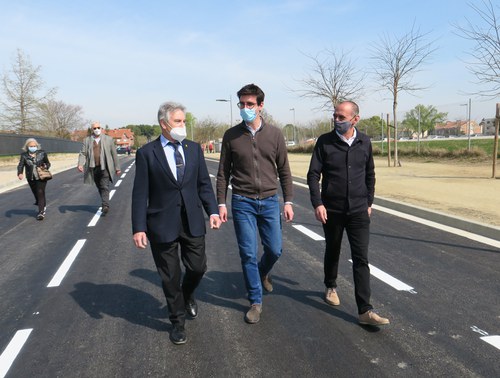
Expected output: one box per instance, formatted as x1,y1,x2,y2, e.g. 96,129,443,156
70,281,168,332
59,205,98,214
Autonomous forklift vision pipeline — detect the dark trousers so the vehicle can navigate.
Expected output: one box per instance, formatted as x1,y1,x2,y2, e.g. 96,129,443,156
92,167,111,207
28,179,47,213
322,210,373,314
150,211,206,326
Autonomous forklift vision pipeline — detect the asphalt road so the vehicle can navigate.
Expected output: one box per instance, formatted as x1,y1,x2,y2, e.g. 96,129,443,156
0,156,499,377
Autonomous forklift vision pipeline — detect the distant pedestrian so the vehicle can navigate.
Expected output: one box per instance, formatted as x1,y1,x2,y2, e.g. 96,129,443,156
307,100,389,326
77,122,121,214
208,142,214,153
17,138,51,220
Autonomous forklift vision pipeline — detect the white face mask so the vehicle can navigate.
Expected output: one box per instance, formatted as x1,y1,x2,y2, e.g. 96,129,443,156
169,125,187,142
93,128,102,136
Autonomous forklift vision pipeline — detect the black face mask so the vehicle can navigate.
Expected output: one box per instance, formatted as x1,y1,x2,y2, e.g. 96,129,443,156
334,120,352,135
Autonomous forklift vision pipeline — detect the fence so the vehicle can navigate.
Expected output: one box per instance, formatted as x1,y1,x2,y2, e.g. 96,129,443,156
0,133,82,156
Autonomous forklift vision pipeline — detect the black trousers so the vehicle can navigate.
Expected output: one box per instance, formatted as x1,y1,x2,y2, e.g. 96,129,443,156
91,167,111,207
322,210,373,314
28,179,47,213
150,211,206,326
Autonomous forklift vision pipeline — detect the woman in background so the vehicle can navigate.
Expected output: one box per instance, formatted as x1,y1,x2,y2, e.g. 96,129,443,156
17,138,51,220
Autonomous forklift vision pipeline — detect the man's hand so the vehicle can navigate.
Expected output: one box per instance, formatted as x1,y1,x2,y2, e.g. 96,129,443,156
116,169,121,176
133,232,148,249
219,206,228,223
314,205,328,224
367,207,372,217
18,174,23,180
210,215,221,229
283,203,294,222
77,165,84,172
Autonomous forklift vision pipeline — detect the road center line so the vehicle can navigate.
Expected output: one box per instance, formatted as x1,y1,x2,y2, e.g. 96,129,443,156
110,189,116,200
114,179,122,187
88,210,102,227
480,335,500,350
293,224,325,241
47,239,86,288
348,259,417,293
0,329,33,378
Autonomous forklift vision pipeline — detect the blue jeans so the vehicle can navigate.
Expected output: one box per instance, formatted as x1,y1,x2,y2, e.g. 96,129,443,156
231,194,282,305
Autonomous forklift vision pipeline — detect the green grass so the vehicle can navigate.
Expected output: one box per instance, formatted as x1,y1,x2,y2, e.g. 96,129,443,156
289,137,500,161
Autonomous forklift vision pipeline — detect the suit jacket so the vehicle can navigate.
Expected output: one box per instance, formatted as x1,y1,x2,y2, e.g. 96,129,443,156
78,134,120,185
131,137,218,244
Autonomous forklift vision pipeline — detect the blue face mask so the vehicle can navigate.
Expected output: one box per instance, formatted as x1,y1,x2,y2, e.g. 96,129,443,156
28,146,37,153
334,120,352,135
240,108,257,122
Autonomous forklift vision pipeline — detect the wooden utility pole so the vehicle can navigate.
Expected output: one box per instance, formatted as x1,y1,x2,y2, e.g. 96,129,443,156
386,113,391,167
492,103,500,179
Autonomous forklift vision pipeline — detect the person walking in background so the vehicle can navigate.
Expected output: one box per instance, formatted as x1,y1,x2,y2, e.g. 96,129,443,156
17,138,51,220
216,83,294,324
132,101,221,345
77,121,121,214
307,100,390,326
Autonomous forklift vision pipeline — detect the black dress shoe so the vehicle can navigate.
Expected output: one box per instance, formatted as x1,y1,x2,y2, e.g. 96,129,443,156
170,325,187,345
102,205,109,214
185,298,198,318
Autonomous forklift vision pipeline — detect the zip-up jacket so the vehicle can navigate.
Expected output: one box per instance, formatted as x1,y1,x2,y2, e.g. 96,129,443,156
307,129,375,214
216,119,293,204
17,150,51,180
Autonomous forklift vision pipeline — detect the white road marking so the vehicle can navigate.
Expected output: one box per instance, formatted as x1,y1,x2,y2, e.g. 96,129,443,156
110,189,116,200
293,181,309,189
372,204,500,249
0,329,33,378
47,239,86,287
120,173,126,178
293,224,325,241
348,259,417,293
88,210,102,227
114,180,122,187
125,168,130,172
480,335,500,350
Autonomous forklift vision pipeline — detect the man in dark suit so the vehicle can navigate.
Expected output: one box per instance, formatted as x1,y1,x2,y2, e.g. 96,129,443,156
132,101,221,345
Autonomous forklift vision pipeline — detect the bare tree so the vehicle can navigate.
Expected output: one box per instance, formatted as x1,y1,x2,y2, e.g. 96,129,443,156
455,0,500,98
38,100,87,138
292,48,365,111
0,49,56,133
371,24,436,166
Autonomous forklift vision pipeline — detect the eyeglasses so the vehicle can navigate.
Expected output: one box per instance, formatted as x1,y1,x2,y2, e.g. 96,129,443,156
332,113,356,122
93,127,101,130
237,102,257,109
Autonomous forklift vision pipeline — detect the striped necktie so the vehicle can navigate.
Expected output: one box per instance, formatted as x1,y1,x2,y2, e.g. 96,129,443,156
170,142,184,182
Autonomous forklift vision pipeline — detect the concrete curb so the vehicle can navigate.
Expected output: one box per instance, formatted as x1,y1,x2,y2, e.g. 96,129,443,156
374,196,500,241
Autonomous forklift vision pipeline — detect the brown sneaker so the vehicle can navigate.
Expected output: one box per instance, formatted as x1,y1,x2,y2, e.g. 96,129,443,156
245,304,262,324
359,310,390,326
261,274,273,292
324,288,340,306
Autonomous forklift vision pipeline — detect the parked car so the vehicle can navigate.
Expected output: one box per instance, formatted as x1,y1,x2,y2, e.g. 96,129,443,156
117,147,128,154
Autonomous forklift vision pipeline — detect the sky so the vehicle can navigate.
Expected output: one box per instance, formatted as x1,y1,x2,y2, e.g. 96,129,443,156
0,0,498,129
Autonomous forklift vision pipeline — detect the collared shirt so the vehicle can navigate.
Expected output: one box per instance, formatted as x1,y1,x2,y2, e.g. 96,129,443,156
244,119,263,136
160,134,185,180
336,127,357,146
92,136,101,144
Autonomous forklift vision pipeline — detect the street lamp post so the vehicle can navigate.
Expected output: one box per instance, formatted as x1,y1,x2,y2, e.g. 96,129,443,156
216,96,233,128
461,99,472,151
290,108,296,143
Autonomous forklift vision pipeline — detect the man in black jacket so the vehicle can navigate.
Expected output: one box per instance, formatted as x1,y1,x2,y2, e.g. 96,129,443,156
307,100,389,326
